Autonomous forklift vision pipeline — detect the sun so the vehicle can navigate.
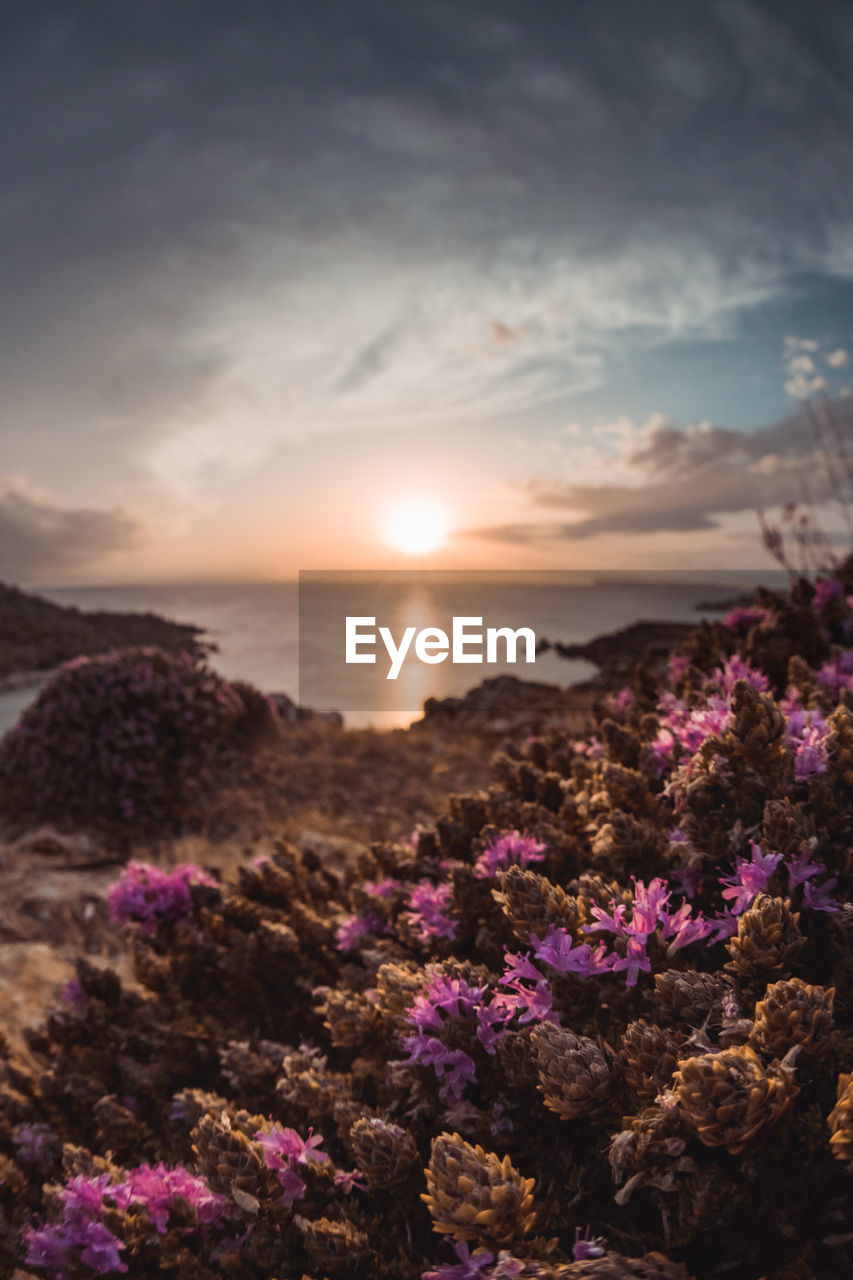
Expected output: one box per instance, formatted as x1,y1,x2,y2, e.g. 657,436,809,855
382,499,448,555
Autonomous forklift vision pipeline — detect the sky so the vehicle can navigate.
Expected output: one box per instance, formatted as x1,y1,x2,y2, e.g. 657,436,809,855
3,0,853,583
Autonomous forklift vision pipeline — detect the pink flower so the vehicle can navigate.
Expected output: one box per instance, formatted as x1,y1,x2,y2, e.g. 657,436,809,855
400,1034,477,1102
422,1241,496,1280
803,877,840,912
785,844,824,890
408,974,486,1029
256,1125,327,1204
660,901,713,952
814,577,843,613
474,830,546,879
573,1226,607,1261
794,726,829,780
628,878,671,940
335,912,393,952
610,937,651,987
723,605,774,632
107,862,216,934
608,687,635,715
720,844,782,915
402,882,457,942
364,876,403,899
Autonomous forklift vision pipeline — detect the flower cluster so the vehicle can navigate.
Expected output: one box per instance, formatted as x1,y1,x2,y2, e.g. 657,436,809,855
255,1125,328,1205
402,881,458,942
107,860,217,934
25,1165,226,1276
400,970,517,1101
723,604,775,632
335,912,395,952
473,831,546,880
515,876,715,989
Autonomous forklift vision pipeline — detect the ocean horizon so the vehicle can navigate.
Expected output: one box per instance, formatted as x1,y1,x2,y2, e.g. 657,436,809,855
0,572,781,735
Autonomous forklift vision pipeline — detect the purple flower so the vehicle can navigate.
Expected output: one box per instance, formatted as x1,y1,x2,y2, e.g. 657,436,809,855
403,971,510,1091
669,857,702,900
716,655,771,696
629,878,671,940
650,728,676,777
474,830,546,879
531,926,612,978
335,912,393,952
814,577,844,613
659,901,712,952
113,1163,226,1232
79,1220,128,1274
668,653,691,685
25,1173,128,1277
60,976,87,1012
24,1221,73,1273
256,1125,327,1204
107,861,216,934
583,901,628,936
364,876,403,899
402,881,457,942
573,1226,607,1261
785,843,824,890
608,687,635,715
334,1168,367,1195
400,1034,477,1102
496,952,555,1024
422,1241,495,1280
408,974,486,1030
705,909,739,942
657,690,731,755
720,843,782,915
14,1122,57,1168
610,937,651,988
816,659,853,700
476,1001,511,1054
803,876,840,912
795,725,829,780
257,1124,327,1168
60,1174,114,1217
785,703,827,744
723,605,774,632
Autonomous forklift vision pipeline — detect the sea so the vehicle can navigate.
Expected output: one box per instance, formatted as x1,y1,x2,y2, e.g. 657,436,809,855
0,573,775,735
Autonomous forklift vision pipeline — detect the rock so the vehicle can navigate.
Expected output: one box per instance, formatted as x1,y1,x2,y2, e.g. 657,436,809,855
268,692,343,728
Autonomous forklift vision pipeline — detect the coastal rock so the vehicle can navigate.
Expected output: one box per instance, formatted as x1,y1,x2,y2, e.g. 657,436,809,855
0,580,210,681
268,691,343,728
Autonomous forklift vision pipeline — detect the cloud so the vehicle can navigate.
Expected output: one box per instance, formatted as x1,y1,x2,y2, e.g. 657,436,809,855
489,320,527,346
783,337,829,399
784,337,821,354
0,481,139,578
785,371,827,398
466,399,853,545
4,0,853,497
828,348,851,367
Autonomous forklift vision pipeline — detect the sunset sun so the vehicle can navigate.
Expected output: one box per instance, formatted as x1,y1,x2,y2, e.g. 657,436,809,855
382,499,448,555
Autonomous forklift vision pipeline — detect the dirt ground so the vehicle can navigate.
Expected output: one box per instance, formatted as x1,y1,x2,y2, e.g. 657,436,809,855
0,675,597,1045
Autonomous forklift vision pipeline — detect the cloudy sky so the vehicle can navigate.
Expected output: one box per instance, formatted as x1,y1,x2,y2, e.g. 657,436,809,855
3,0,853,582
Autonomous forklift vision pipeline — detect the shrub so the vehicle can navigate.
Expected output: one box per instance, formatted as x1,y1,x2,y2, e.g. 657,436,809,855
0,647,277,834
5,576,853,1277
